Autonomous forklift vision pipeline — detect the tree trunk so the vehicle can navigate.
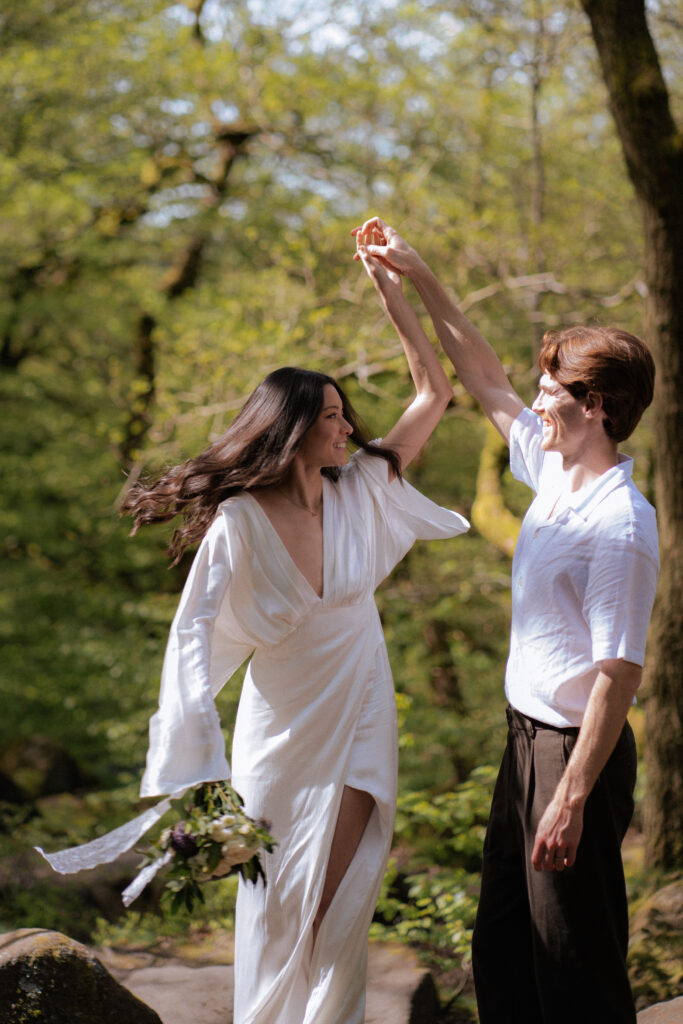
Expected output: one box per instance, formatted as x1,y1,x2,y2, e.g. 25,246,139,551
118,122,259,470
119,313,156,471
472,419,521,559
423,618,464,711
580,0,683,868
119,239,205,470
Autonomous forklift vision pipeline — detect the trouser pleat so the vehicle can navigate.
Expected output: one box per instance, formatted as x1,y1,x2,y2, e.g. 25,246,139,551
472,707,637,1024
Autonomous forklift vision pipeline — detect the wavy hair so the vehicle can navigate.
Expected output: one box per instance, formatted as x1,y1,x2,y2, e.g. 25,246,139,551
121,367,401,563
538,326,655,442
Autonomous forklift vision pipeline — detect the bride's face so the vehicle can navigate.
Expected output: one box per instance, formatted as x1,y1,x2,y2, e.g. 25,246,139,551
296,384,353,468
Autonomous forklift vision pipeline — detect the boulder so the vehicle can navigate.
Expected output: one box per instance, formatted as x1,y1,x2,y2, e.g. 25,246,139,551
637,996,683,1022
0,928,162,1023
102,938,441,1024
364,943,440,1023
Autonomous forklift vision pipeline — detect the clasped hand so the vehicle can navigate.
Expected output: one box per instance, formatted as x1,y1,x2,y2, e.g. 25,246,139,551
351,216,420,276
351,221,401,301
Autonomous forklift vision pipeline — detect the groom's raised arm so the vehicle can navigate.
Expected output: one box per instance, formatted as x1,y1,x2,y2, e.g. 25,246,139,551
354,217,525,446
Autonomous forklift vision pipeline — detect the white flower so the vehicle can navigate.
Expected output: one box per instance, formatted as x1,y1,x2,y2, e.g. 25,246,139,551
141,781,275,909
208,822,230,842
220,836,255,865
207,813,242,843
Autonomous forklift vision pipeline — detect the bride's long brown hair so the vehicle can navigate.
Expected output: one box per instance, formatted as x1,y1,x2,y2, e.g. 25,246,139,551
121,367,401,563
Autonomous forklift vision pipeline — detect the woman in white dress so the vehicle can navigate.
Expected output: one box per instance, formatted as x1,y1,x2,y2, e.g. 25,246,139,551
42,234,469,1023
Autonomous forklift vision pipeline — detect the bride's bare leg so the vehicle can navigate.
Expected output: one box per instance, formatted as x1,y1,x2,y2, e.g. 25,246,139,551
313,785,375,945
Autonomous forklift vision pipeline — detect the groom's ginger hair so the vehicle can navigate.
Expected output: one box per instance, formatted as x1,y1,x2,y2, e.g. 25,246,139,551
538,326,655,442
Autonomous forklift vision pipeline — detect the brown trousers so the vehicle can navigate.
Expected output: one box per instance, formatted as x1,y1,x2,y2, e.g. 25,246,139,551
472,706,637,1024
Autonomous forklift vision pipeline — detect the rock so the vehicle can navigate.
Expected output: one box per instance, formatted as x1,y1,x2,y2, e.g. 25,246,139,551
365,943,440,1023
637,995,683,1022
0,736,90,799
409,972,441,1023
107,961,234,1024
102,938,439,1024
0,928,162,1023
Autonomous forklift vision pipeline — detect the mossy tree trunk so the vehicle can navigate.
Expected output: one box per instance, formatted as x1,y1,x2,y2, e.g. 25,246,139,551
472,419,521,560
580,0,683,868
119,124,259,472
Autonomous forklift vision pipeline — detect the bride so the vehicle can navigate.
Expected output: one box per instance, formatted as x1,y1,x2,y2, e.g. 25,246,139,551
41,230,469,1024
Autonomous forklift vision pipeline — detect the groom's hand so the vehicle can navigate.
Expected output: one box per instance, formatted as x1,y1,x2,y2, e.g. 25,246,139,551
351,217,423,277
531,795,584,872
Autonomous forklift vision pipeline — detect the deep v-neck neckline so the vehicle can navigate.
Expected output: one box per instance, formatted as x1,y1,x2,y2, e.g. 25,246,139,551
244,485,328,602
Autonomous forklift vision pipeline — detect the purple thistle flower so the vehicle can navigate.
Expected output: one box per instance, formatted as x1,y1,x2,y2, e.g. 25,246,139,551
170,822,198,857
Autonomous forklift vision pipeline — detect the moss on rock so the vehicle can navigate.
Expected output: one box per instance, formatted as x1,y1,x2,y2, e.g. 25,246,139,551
0,929,162,1024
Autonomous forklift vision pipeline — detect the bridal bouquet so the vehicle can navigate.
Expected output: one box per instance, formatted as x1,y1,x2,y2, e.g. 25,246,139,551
136,781,277,913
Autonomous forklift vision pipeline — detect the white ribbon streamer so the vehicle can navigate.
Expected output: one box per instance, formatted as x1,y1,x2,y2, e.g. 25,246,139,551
122,848,174,907
34,790,185,878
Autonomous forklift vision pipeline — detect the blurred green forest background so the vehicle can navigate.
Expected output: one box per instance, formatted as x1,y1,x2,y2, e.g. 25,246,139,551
1,0,681,1017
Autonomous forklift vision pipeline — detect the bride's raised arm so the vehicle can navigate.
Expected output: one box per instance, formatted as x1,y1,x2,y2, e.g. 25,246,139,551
354,227,452,475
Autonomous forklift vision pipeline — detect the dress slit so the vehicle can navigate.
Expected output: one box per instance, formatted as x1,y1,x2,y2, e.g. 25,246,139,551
314,784,376,929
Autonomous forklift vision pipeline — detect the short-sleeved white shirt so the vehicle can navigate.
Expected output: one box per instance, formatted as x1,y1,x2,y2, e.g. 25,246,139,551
505,407,659,727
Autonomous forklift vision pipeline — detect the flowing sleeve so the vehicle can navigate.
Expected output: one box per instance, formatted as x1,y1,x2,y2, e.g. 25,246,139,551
35,508,254,882
350,446,470,587
140,510,255,797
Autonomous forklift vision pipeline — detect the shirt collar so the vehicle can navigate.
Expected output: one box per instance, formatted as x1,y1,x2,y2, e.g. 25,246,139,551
567,453,633,520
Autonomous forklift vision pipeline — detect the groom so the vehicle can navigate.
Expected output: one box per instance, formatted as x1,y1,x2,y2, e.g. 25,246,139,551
354,218,659,1023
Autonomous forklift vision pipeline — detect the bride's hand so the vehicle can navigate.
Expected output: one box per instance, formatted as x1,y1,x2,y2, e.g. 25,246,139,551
351,217,422,277
356,243,404,307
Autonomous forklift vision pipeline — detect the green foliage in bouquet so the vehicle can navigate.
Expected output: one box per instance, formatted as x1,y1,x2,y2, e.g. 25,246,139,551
144,782,276,915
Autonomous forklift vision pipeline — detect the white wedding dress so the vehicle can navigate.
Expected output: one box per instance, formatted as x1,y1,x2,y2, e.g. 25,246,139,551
39,447,468,1024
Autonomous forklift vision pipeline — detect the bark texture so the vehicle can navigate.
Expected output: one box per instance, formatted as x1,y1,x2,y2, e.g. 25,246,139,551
580,0,683,868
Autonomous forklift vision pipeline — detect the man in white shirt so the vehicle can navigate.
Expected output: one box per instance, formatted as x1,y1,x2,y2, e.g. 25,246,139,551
354,218,659,1023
